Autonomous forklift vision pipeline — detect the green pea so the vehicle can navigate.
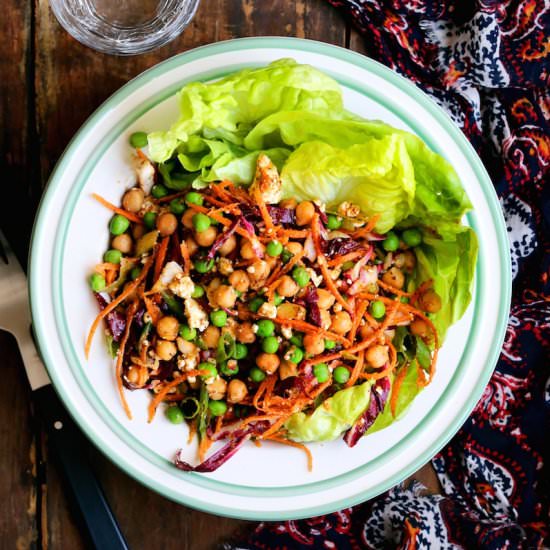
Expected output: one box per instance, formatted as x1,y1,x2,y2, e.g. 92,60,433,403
109,214,130,236
208,400,227,416
256,319,275,338
292,266,310,288
400,296,410,304
266,240,283,257
199,362,217,379
281,249,293,263
185,191,204,206
233,343,248,360
129,131,148,148
179,324,196,341
220,361,239,376
194,258,214,273
369,300,386,319
333,366,350,384
249,366,266,383
151,184,169,199
274,293,284,306
402,228,422,247
289,333,303,347
324,339,336,350
262,336,279,354
192,213,211,232
143,211,157,229
103,249,122,264
382,231,399,252
89,273,106,292
129,267,141,280
191,285,205,298
210,310,227,327
169,199,186,215
313,363,330,383
327,214,342,230
165,405,184,424
289,346,304,364
341,260,355,271
249,297,265,313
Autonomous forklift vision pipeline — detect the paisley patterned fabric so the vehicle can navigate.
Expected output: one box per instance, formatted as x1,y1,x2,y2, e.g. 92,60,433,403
228,2,549,548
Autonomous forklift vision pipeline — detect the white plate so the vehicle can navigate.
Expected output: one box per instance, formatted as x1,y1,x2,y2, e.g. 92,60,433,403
29,37,511,520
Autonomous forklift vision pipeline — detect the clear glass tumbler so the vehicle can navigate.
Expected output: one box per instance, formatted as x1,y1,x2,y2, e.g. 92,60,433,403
49,0,200,55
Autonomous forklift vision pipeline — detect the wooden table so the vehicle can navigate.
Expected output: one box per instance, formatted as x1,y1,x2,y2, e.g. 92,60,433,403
0,2,439,547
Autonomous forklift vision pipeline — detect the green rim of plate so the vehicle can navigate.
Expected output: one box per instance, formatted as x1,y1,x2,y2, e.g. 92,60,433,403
29,37,511,520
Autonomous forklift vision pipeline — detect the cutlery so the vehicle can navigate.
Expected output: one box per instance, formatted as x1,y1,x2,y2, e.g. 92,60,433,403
0,228,129,550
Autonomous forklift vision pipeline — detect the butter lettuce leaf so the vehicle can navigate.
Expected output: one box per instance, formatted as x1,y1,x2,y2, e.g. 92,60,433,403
285,381,374,442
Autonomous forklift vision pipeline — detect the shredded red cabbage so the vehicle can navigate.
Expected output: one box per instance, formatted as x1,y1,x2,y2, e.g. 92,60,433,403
324,238,365,258
239,216,264,258
343,377,391,447
207,218,240,260
94,293,126,342
240,204,296,225
296,287,322,327
312,202,328,225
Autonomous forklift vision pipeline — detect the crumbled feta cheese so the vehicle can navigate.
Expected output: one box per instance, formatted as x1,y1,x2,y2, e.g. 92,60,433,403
152,261,184,292
338,201,360,218
281,326,293,339
333,303,343,313
247,265,256,274
250,153,282,204
307,268,323,287
258,302,277,319
320,309,331,330
169,274,195,299
184,298,208,331
252,323,259,334
135,156,156,194
218,257,234,276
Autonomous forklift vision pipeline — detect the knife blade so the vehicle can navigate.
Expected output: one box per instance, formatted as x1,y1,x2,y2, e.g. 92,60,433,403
0,227,129,550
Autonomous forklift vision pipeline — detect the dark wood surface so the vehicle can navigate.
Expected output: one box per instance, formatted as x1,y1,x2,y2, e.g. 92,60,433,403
0,2,438,548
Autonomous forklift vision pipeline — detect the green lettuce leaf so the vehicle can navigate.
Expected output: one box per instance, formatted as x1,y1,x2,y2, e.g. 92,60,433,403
285,381,374,442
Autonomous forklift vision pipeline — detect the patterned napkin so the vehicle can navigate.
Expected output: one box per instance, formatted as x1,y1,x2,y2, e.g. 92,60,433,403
228,2,549,547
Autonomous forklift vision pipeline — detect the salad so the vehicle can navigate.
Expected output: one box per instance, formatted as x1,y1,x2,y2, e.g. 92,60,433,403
86,60,477,472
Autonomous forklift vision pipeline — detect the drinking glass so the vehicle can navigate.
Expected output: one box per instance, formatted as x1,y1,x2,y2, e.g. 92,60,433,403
49,0,200,55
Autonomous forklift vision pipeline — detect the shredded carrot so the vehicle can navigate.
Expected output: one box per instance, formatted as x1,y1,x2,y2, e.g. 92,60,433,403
279,229,309,239
142,293,162,325
252,376,272,410
85,255,154,359
147,369,208,422
91,193,143,224
390,365,409,417
349,300,368,343
260,415,291,438
271,317,349,345
187,420,197,445
153,236,170,281
307,379,332,399
254,187,275,233
377,279,413,297
179,240,191,275
199,434,212,463
187,203,251,240
214,415,224,435
155,190,187,204
265,436,313,472
346,350,365,388
136,148,149,162
327,250,365,267
115,300,139,420
363,309,380,328
351,214,380,238
266,249,305,288
163,393,185,402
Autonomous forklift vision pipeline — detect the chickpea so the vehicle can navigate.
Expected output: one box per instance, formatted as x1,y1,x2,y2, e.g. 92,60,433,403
236,322,256,344
126,365,148,386
195,226,217,247
331,311,353,335
227,379,248,404
214,285,237,309
111,234,133,254
256,353,280,374
279,360,298,380
317,288,335,309
185,235,199,257
410,318,429,337
202,325,220,348
365,344,389,368
181,208,195,229
419,290,442,313
319,309,331,330
277,303,306,320
295,201,315,226
132,223,146,240
122,188,145,213
240,239,264,260
156,315,179,341
277,275,299,297
382,267,405,290
156,339,177,360
229,270,250,293
176,337,197,355
247,260,270,286
303,333,325,356
359,323,375,340
265,255,278,270
402,250,416,272
279,198,297,209
286,241,303,256
206,278,222,306
218,234,237,256
157,212,178,236
207,377,227,401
